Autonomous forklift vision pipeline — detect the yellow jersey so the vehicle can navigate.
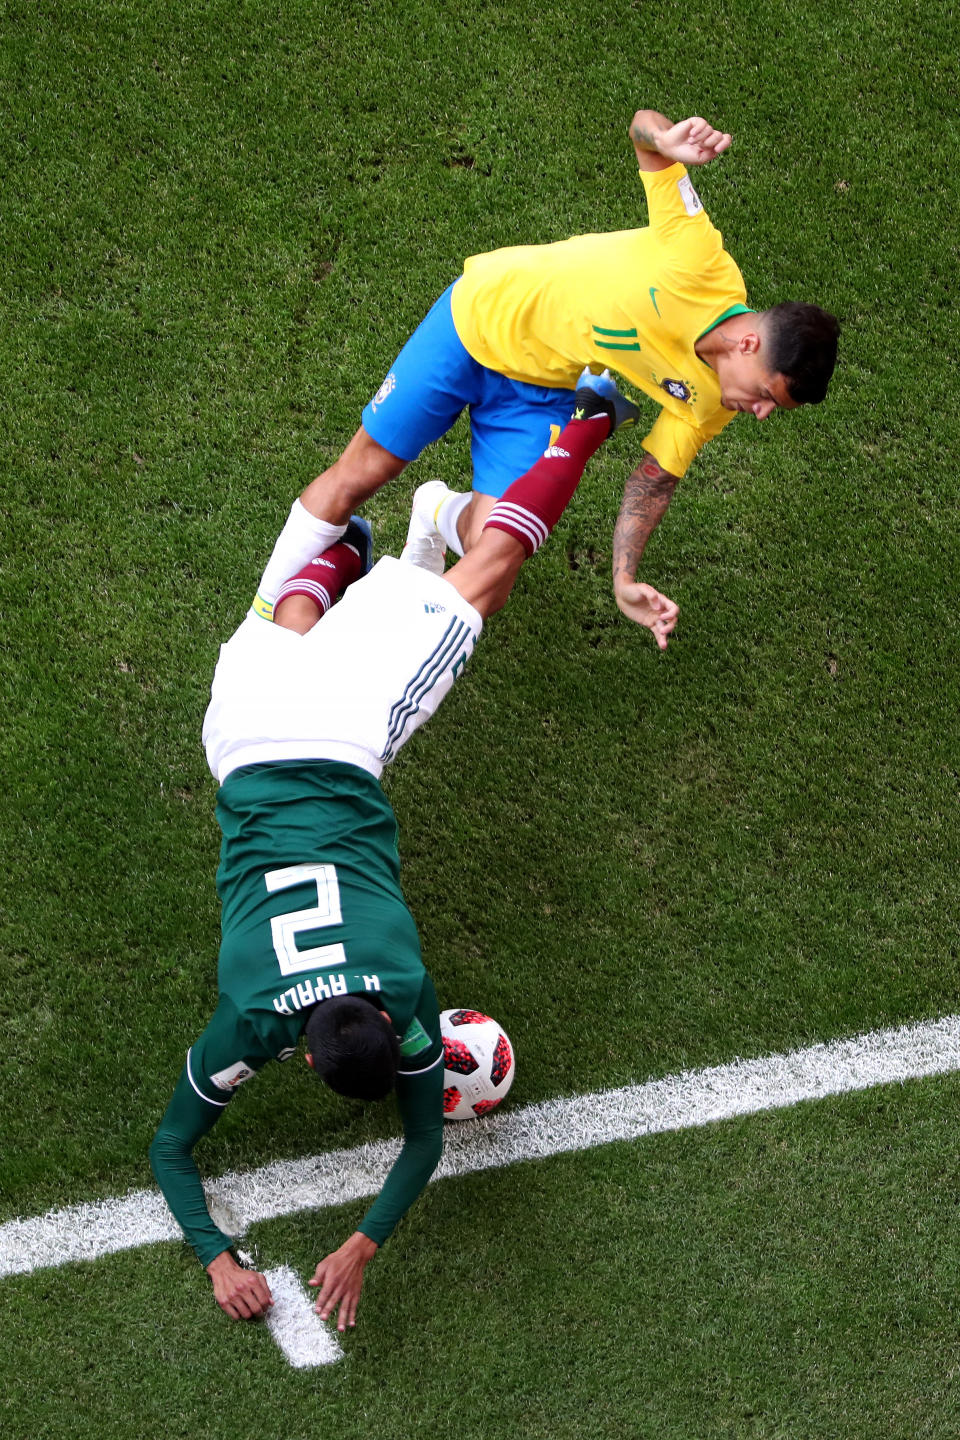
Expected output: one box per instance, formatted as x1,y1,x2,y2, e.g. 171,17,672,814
450,162,749,477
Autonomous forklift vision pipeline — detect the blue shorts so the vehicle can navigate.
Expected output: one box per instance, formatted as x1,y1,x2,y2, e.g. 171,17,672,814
362,282,577,498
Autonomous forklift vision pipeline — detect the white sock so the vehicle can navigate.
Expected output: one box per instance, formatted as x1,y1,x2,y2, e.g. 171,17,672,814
256,500,347,604
435,490,472,558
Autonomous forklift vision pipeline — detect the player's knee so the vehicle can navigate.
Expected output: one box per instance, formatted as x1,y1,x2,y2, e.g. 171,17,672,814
305,429,407,518
444,529,523,618
274,594,322,634
340,427,407,496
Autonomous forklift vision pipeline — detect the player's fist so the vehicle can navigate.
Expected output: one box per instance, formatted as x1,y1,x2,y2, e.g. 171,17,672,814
207,1249,274,1320
658,117,731,166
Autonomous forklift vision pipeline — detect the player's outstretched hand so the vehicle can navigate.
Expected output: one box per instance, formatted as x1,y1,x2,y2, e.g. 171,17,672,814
206,1249,274,1320
613,580,679,649
309,1230,378,1331
656,117,731,167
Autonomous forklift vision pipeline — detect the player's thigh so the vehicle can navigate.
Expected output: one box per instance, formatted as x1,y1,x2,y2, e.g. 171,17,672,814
361,283,482,464
206,564,483,776
468,375,575,498
206,612,304,729
301,558,482,765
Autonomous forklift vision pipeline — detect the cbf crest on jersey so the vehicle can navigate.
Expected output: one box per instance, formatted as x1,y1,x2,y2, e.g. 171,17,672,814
659,376,694,403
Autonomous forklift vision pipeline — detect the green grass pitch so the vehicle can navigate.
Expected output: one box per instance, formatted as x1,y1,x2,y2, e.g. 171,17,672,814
1,1,958,1436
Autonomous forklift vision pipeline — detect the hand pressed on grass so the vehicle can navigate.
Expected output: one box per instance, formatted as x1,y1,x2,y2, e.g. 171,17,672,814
309,1230,378,1331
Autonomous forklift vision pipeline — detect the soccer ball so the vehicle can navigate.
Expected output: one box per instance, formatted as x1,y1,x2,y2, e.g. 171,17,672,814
440,1008,515,1120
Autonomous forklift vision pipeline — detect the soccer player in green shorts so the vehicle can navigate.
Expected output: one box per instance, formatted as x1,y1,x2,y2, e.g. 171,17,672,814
299,106,839,651
150,368,653,1331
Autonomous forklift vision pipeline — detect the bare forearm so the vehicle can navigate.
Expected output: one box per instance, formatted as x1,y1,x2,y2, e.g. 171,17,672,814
613,454,678,584
629,109,672,157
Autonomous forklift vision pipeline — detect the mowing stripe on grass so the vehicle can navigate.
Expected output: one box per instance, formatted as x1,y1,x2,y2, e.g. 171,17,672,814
2,1012,959,1280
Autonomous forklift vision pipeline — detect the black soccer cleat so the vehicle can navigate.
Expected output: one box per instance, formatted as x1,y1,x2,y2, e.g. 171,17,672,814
571,367,639,433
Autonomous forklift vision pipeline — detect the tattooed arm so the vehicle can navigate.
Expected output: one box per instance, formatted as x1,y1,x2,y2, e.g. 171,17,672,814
612,453,680,650
629,110,732,172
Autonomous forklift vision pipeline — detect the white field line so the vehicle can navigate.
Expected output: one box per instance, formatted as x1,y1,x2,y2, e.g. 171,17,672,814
263,1266,344,1368
3,1013,960,1282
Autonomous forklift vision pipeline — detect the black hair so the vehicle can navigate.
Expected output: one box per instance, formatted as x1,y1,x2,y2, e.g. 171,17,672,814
304,996,400,1102
763,302,840,404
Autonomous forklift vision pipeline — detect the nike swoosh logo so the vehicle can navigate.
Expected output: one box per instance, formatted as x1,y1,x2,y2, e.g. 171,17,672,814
649,287,661,316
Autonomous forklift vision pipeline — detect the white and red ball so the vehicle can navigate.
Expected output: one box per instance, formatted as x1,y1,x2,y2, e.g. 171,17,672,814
440,1008,515,1120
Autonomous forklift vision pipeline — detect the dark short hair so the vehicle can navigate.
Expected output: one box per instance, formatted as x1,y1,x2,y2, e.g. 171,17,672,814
305,996,400,1101
763,302,840,404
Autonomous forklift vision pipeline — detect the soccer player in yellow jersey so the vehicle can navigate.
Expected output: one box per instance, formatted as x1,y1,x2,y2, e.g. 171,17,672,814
307,108,839,650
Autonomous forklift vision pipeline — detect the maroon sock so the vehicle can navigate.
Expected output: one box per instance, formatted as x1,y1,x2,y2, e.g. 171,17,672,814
482,412,611,557
273,539,363,619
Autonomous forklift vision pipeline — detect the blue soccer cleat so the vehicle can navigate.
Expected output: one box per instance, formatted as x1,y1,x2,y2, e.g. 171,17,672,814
342,514,374,577
572,366,639,432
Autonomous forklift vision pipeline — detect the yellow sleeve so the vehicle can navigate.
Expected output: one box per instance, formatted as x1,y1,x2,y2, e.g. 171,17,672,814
637,162,721,268
643,403,735,479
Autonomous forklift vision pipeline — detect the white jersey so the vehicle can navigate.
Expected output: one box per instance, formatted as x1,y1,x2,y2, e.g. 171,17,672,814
202,557,483,785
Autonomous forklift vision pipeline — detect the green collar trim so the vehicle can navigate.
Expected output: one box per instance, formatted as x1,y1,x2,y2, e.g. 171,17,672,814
696,303,755,344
